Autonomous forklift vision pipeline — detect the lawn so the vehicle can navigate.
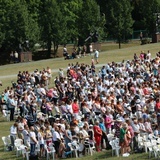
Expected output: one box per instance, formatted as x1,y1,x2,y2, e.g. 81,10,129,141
0,41,160,159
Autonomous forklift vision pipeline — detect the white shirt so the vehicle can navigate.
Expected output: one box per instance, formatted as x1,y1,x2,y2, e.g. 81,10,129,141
66,104,73,114
10,125,17,136
52,131,60,141
29,131,37,144
94,50,99,58
38,132,44,144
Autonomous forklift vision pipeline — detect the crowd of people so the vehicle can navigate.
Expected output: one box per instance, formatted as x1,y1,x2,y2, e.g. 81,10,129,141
0,49,160,159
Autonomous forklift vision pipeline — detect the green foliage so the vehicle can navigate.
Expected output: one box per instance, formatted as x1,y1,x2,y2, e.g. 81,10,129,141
39,0,66,57
0,0,160,58
131,0,160,34
0,0,39,52
105,0,134,48
141,38,151,44
77,0,105,45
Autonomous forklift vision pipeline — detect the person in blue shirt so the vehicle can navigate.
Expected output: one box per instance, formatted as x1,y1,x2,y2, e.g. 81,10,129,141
99,117,108,150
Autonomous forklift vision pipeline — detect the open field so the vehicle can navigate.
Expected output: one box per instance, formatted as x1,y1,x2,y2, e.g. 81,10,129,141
0,41,160,93
0,41,160,159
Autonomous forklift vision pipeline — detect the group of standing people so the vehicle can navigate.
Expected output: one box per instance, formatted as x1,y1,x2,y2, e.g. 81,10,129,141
0,49,160,159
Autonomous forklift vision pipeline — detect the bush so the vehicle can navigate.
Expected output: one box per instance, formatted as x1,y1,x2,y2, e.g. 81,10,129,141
141,38,150,45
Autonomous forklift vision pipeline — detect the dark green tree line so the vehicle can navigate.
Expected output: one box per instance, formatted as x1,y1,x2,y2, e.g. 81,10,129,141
0,0,160,58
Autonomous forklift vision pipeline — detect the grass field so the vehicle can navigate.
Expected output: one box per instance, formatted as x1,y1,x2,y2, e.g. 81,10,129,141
0,41,160,159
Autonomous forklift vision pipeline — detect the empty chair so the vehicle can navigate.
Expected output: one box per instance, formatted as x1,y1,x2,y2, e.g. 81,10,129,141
137,136,144,149
84,139,95,156
152,145,160,158
68,143,77,158
44,144,55,160
2,136,10,151
35,143,41,156
14,138,23,157
109,139,121,157
5,110,11,121
71,141,79,157
107,134,114,142
21,146,30,160
146,142,154,158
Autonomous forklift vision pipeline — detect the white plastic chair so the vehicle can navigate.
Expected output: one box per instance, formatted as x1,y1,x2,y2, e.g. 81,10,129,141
35,143,41,155
84,140,95,156
14,138,23,157
44,144,55,160
21,145,30,160
152,145,160,158
107,134,114,142
71,140,80,157
5,110,11,121
68,143,78,158
137,136,144,149
2,136,10,151
109,139,121,157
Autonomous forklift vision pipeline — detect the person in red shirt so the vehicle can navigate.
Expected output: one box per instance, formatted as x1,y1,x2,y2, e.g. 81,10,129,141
72,99,80,120
93,121,102,152
155,98,160,113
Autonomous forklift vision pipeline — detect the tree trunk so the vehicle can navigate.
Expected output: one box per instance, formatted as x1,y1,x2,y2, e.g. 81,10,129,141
47,40,51,58
53,41,58,58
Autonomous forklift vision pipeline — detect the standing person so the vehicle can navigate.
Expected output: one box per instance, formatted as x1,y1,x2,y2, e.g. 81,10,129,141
52,126,61,159
8,95,16,121
29,126,38,157
14,51,19,63
94,49,99,64
72,99,80,120
37,126,45,158
89,43,93,55
63,45,67,57
99,118,108,150
93,121,102,152
140,32,143,42
10,51,14,63
10,122,18,149
119,122,131,156
22,125,30,147
46,66,52,85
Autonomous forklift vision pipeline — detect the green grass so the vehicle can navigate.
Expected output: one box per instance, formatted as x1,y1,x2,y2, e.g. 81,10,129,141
0,41,160,159
0,41,159,93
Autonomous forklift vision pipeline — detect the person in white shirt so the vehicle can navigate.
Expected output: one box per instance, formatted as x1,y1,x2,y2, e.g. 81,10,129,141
37,126,45,157
10,122,18,149
94,49,99,64
53,126,61,159
29,126,38,156
22,125,30,147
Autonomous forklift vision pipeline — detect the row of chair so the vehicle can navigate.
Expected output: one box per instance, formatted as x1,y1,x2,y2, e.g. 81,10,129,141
137,133,160,159
2,136,56,160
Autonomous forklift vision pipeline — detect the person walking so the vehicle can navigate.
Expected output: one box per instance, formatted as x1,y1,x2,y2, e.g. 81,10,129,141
94,49,99,64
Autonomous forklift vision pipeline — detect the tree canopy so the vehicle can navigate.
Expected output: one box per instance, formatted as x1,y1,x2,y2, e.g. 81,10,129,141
0,0,160,57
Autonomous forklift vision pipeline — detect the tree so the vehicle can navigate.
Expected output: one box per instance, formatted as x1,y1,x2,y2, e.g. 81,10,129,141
77,0,105,45
131,0,160,35
57,0,83,46
0,0,40,52
39,0,66,58
105,0,134,48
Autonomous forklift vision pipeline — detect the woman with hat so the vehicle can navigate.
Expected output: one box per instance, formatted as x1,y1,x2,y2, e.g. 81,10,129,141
114,118,123,138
